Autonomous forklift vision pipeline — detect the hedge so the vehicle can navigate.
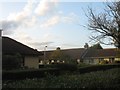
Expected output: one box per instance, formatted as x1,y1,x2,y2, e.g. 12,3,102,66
44,63,78,71
78,64,120,74
2,68,60,80
3,64,120,80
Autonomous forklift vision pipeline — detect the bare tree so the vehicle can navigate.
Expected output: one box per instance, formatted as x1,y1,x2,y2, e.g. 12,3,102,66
87,1,120,48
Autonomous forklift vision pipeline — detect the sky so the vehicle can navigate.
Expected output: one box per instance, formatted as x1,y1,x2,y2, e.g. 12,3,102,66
0,0,116,51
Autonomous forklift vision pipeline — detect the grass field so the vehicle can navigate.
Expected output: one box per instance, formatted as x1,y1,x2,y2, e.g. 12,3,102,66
3,68,120,88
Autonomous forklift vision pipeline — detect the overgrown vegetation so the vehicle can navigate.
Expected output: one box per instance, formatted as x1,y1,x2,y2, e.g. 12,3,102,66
3,68,120,88
2,53,22,70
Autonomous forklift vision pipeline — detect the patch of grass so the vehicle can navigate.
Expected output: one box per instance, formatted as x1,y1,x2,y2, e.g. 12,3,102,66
3,68,120,88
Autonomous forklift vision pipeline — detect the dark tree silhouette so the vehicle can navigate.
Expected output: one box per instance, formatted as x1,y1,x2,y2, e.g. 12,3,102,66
87,2,120,48
90,43,103,49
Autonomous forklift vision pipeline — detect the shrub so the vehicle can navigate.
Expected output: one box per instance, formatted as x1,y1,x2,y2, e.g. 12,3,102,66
99,60,108,64
47,63,78,71
3,68,120,88
2,68,60,80
78,64,120,74
2,54,22,70
113,61,120,63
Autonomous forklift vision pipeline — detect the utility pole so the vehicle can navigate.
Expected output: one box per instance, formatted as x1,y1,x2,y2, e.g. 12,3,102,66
44,46,47,64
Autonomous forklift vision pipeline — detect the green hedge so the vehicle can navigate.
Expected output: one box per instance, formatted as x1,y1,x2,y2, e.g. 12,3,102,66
79,64,120,74
3,64,120,80
3,68,120,88
2,68,60,80
44,63,78,71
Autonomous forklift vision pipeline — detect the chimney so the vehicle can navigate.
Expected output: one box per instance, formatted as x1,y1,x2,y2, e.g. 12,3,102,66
0,29,2,37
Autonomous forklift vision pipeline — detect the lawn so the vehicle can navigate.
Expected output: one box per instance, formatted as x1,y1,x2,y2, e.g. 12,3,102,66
3,68,120,88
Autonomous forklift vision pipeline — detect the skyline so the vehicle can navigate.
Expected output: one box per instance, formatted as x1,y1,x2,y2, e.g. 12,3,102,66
0,0,115,51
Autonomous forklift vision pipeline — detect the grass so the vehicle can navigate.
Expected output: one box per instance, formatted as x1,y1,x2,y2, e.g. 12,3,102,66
3,68,120,88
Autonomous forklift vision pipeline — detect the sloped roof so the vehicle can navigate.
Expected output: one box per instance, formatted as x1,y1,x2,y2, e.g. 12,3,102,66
61,48,85,59
43,48,120,60
42,48,86,60
84,48,119,58
2,37,42,56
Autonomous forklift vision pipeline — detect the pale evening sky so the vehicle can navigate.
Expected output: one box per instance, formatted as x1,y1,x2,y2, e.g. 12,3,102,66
0,0,115,51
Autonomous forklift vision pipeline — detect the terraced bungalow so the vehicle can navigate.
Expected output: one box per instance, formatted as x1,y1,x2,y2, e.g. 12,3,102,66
40,47,120,65
82,48,120,64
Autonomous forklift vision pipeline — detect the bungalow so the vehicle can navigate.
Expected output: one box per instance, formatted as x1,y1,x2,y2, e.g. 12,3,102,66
82,48,120,64
40,48,86,64
40,47,120,65
2,36,43,69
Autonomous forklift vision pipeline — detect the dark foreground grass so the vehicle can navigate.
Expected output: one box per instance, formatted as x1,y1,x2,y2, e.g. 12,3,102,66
3,68,120,88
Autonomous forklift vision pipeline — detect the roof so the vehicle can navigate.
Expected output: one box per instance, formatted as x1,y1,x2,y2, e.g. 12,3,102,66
43,48,120,60
42,48,86,60
2,37,42,56
84,48,119,58
61,48,85,59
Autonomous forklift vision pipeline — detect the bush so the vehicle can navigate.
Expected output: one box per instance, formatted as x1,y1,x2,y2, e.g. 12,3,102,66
45,63,78,71
113,61,120,63
78,64,120,74
3,68,120,88
2,68,60,80
2,54,22,70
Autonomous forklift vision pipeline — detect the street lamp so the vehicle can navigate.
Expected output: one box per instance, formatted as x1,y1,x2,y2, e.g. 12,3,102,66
44,46,47,64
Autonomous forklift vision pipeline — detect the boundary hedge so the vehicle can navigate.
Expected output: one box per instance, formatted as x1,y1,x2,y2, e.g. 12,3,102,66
2,68,60,80
79,64,120,74
2,64,120,80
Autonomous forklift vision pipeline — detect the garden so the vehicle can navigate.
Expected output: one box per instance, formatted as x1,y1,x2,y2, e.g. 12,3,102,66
2,63,120,88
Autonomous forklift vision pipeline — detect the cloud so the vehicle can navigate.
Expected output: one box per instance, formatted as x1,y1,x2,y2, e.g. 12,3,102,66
34,0,58,16
1,0,59,34
12,31,55,50
40,12,79,28
40,15,60,28
1,0,79,34
1,20,20,35
29,41,54,47
7,0,33,21
1,0,34,34
62,12,80,24
1,20,20,30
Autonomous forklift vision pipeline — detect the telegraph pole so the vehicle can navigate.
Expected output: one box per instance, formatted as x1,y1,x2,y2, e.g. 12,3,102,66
44,46,47,64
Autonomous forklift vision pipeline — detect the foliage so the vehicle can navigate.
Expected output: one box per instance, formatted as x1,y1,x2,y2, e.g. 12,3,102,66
77,63,91,67
2,68,60,80
90,43,103,49
3,64,120,81
78,64,120,74
50,63,78,71
3,68,120,88
2,53,22,70
113,61,120,63
50,47,63,61
87,2,120,48
49,47,75,64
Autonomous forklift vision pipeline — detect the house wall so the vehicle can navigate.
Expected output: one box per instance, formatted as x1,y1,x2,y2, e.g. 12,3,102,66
115,58,120,61
104,58,109,61
93,58,100,64
24,56,39,69
83,58,101,64
83,59,90,64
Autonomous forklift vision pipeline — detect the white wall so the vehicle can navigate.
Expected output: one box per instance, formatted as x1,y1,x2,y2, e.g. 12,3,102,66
24,56,39,69
115,58,120,61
